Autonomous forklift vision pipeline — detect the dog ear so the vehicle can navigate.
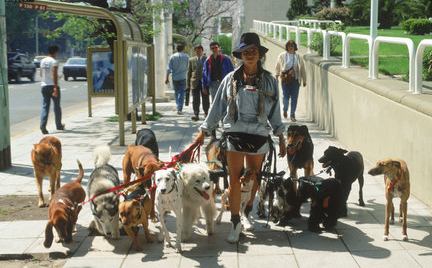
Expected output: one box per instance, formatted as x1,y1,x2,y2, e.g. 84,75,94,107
338,148,348,154
300,125,308,134
392,161,401,169
136,167,144,176
170,169,177,179
43,221,54,248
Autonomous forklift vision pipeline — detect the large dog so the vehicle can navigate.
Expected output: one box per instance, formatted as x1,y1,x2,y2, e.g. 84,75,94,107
31,136,62,207
180,163,216,241
297,176,342,233
119,184,154,251
318,146,365,217
122,145,163,184
87,146,120,239
286,125,314,181
368,159,410,241
154,168,183,252
135,128,159,158
44,160,85,248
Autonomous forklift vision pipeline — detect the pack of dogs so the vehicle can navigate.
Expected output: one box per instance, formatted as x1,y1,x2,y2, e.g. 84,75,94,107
30,124,411,251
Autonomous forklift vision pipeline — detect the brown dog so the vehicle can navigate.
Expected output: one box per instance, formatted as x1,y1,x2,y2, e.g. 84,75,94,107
119,184,154,251
44,160,85,248
286,125,314,180
31,136,62,207
122,145,163,184
368,159,410,241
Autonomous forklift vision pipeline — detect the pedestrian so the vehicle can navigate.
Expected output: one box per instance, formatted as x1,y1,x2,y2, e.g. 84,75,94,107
39,45,65,135
275,40,306,122
165,43,189,115
187,44,209,121
195,32,286,243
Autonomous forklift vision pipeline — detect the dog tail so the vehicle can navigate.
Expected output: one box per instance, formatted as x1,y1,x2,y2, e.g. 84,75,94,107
76,160,84,184
43,221,54,248
94,145,111,168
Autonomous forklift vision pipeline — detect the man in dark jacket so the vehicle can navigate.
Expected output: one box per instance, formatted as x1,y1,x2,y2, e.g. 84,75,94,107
187,44,208,121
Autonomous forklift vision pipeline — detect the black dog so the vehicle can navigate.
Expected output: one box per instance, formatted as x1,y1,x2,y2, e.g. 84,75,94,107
297,176,342,232
318,146,365,217
270,176,298,226
135,128,159,157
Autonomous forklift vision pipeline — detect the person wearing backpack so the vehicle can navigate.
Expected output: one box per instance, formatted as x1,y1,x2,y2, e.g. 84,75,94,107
275,40,306,122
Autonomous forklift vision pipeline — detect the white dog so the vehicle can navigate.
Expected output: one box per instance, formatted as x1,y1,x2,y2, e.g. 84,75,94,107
180,163,216,241
154,168,183,252
215,170,254,231
87,146,120,239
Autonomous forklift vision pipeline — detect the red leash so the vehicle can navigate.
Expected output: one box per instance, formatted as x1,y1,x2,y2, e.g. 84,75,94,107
81,141,201,205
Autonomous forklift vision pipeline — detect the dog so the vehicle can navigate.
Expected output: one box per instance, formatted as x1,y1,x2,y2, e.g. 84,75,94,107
154,168,183,252
87,146,120,239
135,128,159,158
286,125,314,186
215,170,254,227
44,160,85,248
31,136,62,207
122,145,163,184
318,146,365,217
297,176,342,233
180,163,216,241
205,138,228,194
119,183,154,251
368,159,410,241
270,176,298,226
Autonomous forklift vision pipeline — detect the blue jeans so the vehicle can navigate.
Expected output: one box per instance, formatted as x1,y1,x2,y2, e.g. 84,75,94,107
282,80,300,117
40,85,62,129
173,79,186,112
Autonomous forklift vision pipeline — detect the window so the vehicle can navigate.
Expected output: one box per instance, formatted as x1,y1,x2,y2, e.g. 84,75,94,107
220,17,233,33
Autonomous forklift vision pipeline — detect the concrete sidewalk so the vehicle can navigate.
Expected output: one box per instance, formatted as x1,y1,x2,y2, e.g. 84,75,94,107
0,98,431,268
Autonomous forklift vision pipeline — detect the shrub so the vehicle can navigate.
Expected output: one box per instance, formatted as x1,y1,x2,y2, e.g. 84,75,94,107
423,50,432,81
214,34,232,55
315,7,352,25
310,24,345,56
401,18,432,35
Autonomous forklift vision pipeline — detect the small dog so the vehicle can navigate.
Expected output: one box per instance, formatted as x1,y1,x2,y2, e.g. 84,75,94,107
180,163,216,241
119,183,154,251
122,145,163,184
154,168,183,252
270,177,298,226
297,176,342,233
44,160,85,248
215,171,254,226
318,146,365,217
88,146,120,239
368,159,410,241
135,128,159,158
31,136,62,207
205,138,228,193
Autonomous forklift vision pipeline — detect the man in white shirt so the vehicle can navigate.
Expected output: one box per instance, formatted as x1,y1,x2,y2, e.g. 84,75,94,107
39,45,64,134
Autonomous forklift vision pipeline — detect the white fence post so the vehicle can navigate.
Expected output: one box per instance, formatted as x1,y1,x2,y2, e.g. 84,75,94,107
415,39,432,94
323,30,330,60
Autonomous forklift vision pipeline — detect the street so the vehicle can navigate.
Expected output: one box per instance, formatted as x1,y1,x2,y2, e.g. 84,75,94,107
8,67,88,128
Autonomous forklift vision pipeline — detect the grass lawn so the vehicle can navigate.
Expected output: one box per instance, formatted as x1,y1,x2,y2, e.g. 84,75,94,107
295,26,432,78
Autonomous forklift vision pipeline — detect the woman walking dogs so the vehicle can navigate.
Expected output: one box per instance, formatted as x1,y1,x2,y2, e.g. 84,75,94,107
275,40,306,122
195,32,286,243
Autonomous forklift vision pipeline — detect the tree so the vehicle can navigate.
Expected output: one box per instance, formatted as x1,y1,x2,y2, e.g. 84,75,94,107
287,0,310,20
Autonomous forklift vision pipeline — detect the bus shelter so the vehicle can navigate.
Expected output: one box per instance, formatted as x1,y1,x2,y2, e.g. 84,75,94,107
26,0,154,145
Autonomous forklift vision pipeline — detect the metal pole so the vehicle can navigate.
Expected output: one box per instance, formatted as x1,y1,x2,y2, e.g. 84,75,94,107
35,16,39,55
369,0,378,79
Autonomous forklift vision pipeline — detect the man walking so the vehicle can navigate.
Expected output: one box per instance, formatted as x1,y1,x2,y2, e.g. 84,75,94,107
165,43,189,115
39,45,64,134
187,44,208,121
202,41,234,101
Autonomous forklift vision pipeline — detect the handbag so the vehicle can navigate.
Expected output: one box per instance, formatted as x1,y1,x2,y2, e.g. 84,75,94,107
281,68,295,85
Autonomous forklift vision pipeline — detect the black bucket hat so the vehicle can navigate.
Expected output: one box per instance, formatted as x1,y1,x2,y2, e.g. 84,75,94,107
232,32,268,59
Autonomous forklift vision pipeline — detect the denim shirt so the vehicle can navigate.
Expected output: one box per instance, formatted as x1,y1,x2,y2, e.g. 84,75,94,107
200,68,285,137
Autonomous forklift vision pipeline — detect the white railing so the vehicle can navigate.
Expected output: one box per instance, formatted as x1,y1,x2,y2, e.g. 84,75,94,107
415,39,432,94
253,19,431,94
371,36,415,92
298,19,342,29
343,33,371,68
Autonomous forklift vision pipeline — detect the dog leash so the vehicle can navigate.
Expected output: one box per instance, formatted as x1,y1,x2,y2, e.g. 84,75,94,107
81,141,202,206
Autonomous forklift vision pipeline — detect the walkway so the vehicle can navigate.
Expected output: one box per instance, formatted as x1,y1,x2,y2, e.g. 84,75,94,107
0,99,431,267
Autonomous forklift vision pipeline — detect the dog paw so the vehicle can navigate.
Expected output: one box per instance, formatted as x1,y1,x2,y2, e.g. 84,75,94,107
399,218,403,223
145,234,155,243
383,235,389,241
38,202,47,208
402,235,408,241
359,200,365,207
390,219,395,225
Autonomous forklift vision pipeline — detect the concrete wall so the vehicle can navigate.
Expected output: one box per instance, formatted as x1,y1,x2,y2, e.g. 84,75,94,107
259,34,432,207
243,0,289,32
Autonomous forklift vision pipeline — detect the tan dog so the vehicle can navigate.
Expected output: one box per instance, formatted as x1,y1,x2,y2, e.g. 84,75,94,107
119,184,154,251
122,145,163,184
44,160,85,248
31,136,62,207
368,159,410,241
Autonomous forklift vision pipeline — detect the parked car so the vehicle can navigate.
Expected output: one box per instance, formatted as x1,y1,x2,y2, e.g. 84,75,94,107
33,55,47,68
63,57,87,81
7,52,36,83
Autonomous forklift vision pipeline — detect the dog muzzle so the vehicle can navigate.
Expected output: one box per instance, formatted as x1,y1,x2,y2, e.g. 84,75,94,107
194,187,210,200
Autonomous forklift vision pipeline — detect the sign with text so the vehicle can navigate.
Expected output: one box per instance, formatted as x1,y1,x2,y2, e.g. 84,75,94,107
18,2,47,11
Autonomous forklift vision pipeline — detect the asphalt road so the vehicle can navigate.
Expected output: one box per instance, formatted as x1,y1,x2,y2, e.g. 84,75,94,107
8,72,88,126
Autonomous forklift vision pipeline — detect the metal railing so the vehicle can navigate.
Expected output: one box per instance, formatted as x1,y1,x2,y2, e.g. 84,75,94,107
253,19,430,94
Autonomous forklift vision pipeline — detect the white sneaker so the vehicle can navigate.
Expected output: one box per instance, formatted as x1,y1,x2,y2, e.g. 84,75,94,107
227,222,242,243
242,215,254,231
